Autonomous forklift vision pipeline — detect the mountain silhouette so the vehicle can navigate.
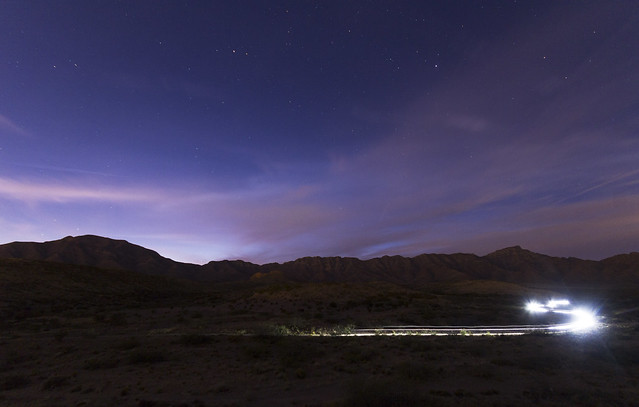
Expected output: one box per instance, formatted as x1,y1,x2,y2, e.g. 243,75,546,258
0,235,637,285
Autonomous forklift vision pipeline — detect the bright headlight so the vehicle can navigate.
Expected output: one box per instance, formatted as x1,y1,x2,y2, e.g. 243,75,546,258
547,299,570,309
526,300,548,313
568,308,598,332
525,298,600,333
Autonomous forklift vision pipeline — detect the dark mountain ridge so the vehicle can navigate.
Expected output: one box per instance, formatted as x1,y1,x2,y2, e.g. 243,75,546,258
0,235,637,285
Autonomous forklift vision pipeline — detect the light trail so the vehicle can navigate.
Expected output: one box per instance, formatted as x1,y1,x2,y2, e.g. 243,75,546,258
346,299,602,336
348,323,597,336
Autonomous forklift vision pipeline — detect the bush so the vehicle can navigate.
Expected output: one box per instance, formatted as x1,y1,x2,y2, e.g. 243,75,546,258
83,357,119,370
176,334,214,346
42,376,69,390
278,340,325,369
344,379,443,407
0,375,31,391
268,324,302,336
491,358,515,367
397,361,438,380
127,350,166,365
113,337,140,350
342,348,378,364
108,312,127,326
243,344,271,359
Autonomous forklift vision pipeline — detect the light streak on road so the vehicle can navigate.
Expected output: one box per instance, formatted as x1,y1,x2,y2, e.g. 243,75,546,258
348,323,590,337
348,298,601,336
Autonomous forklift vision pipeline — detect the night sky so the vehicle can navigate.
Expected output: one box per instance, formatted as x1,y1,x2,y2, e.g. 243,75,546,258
1,1,638,264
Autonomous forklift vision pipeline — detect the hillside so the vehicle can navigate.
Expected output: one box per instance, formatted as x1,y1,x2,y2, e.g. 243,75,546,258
0,235,254,282
0,235,638,285
0,257,207,322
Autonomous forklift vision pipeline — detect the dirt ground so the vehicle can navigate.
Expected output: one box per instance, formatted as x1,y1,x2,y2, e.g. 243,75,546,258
2,282,639,406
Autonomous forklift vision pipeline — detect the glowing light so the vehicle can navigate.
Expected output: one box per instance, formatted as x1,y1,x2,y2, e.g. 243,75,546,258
526,298,600,333
567,308,598,332
547,299,570,309
526,300,547,313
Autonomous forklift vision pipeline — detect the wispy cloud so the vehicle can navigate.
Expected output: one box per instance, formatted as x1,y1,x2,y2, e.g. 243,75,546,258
0,177,162,204
568,169,639,201
441,194,639,259
0,114,30,137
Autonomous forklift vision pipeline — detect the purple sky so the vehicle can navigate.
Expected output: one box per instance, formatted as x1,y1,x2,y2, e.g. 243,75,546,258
1,1,638,264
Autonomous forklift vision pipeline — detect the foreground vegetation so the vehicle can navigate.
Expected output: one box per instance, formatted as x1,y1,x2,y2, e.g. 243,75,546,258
1,259,638,406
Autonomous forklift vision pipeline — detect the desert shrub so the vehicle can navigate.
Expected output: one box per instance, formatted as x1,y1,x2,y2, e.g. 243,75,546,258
522,386,560,403
243,344,271,359
215,383,230,393
454,389,474,397
344,379,445,407
3,353,34,370
267,324,297,336
136,399,207,407
43,317,61,331
325,324,355,336
108,312,127,326
253,332,282,345
519,353,562,371
397,314,420,324
528,329,550,337
83,357,119,370
41,376,69,390
278,340,325,369
463,344,488,357
175,334,214,346
479,389,500,395
294,368,306,379
429,389,453,397
397,361,438,380
267,322,310,336
466,364,495,379
490,358,515,367
407,339,436,353
127,350,166,364
53,330,67,342
113,337,140,350
342,347,378,364
0,374,31,391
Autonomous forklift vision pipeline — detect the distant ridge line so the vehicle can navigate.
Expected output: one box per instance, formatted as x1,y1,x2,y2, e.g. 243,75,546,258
0,235,637,285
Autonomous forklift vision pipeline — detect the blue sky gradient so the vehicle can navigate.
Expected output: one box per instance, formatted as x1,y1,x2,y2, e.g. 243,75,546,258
1,1,638,263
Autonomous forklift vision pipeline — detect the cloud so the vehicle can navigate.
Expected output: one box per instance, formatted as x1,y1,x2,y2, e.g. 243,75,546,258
0,177,162,204
566,169,639,202
0,175,344,261
308,24,639,262
1,161,636,264
442,194,639,259
0,114,30,137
